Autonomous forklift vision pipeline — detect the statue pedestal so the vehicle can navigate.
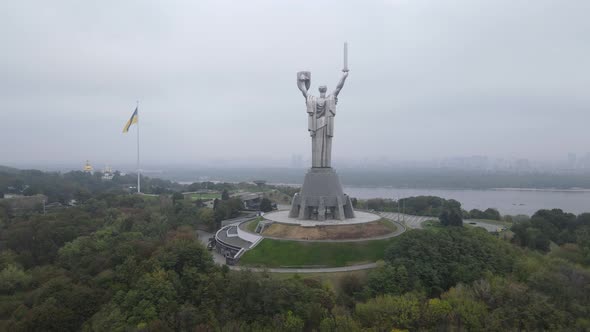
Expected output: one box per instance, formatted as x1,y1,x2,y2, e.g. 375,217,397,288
288,168,355,221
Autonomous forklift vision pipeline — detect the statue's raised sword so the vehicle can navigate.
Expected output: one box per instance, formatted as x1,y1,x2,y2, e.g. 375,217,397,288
343,42,349,72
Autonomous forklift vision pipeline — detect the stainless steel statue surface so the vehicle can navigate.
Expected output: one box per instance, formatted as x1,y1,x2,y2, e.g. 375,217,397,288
289,43,355,221
297,48,349,168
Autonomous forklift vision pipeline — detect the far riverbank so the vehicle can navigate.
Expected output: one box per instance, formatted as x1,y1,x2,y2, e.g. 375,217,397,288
341,186,590,216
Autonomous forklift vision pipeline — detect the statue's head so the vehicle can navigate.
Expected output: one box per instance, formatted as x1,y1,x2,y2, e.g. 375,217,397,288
318,85,327,94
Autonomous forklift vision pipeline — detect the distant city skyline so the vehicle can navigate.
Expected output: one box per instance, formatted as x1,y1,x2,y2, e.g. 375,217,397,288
6,152,590,175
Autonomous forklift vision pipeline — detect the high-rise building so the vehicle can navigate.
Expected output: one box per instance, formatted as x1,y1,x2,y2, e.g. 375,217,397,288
567,153,577,169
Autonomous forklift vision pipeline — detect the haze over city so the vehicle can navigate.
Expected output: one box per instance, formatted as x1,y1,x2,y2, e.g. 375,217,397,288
1,0,589,169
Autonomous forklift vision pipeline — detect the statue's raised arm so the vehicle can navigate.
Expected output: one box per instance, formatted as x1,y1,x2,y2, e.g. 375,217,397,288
297,71,311,99
332,70,349,98
333,42,350,98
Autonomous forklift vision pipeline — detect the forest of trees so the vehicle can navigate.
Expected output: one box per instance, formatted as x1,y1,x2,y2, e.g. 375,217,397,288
363,196,462,217
363,196,506,223
511,209,590,262
0,169,182,204
1,169,589,330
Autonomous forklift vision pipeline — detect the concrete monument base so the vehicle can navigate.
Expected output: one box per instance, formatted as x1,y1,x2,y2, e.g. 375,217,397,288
288,167,355,221
265,210,380,227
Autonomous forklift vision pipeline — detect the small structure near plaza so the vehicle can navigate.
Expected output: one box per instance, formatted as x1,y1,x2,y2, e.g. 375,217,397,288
212,220,263,265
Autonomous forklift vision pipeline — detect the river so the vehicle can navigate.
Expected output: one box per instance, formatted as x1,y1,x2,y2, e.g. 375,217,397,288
343,187,590,216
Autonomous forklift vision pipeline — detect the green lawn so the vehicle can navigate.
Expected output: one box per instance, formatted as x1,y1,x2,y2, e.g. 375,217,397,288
379,218,398,231
240,238,398,268
244,217,263,233
188,193,220,201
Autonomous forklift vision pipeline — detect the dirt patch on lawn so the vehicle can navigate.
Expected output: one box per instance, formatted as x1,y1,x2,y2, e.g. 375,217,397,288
262,219,396,240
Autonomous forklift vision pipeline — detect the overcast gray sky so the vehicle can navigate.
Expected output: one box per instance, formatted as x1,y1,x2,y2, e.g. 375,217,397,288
1,0,589,168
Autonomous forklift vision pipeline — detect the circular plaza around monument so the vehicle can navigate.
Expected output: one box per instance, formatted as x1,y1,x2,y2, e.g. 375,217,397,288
240,210,403,242
236,213,406,269
263,209,381,227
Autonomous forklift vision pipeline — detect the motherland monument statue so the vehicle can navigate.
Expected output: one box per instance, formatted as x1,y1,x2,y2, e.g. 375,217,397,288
289,43,356,221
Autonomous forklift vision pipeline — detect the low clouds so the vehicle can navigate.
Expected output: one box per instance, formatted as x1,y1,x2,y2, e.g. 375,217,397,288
1,0,589,167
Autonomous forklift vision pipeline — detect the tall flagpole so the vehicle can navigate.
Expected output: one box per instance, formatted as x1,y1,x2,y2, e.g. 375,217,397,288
136,100,140,194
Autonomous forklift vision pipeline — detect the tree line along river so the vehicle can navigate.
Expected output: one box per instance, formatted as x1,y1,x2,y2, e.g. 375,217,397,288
343,187,590,216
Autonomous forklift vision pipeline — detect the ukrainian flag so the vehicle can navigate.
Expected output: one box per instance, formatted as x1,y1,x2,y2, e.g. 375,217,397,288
122,107,138,133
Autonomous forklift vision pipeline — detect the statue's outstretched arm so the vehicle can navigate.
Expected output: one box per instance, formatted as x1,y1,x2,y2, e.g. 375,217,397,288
333,71,349,97
298,82,308,98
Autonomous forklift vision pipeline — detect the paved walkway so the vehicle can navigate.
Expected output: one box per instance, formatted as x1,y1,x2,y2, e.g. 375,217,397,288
263,210,381,226
379,212,435,229
200,213,505,274
221,214,258,227
199,213,412,273
229,262,378,273
196,230,227,265
379,212,506,233
198,229,380,273
464,219,507,232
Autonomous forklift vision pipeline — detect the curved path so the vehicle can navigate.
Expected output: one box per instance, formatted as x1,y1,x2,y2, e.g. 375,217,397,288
377,212,507,233
253,219,406,243
228,262,378,273
198,230,379,273
379,212,434,229
200,213,409,273
234,215,407,273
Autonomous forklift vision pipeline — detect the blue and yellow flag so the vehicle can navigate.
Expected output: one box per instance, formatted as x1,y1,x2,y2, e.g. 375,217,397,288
122,107,138,133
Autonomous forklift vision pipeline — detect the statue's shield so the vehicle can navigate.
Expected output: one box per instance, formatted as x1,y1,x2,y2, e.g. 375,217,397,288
297,71,311,90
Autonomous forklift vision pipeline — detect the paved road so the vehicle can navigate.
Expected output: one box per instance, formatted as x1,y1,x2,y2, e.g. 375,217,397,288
197,229,379,273
220,214,258,227
379,212,506,233
201,213,505,274
196,230,227,265
379,212,435,229
464,220,507,232
229,262,378,273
